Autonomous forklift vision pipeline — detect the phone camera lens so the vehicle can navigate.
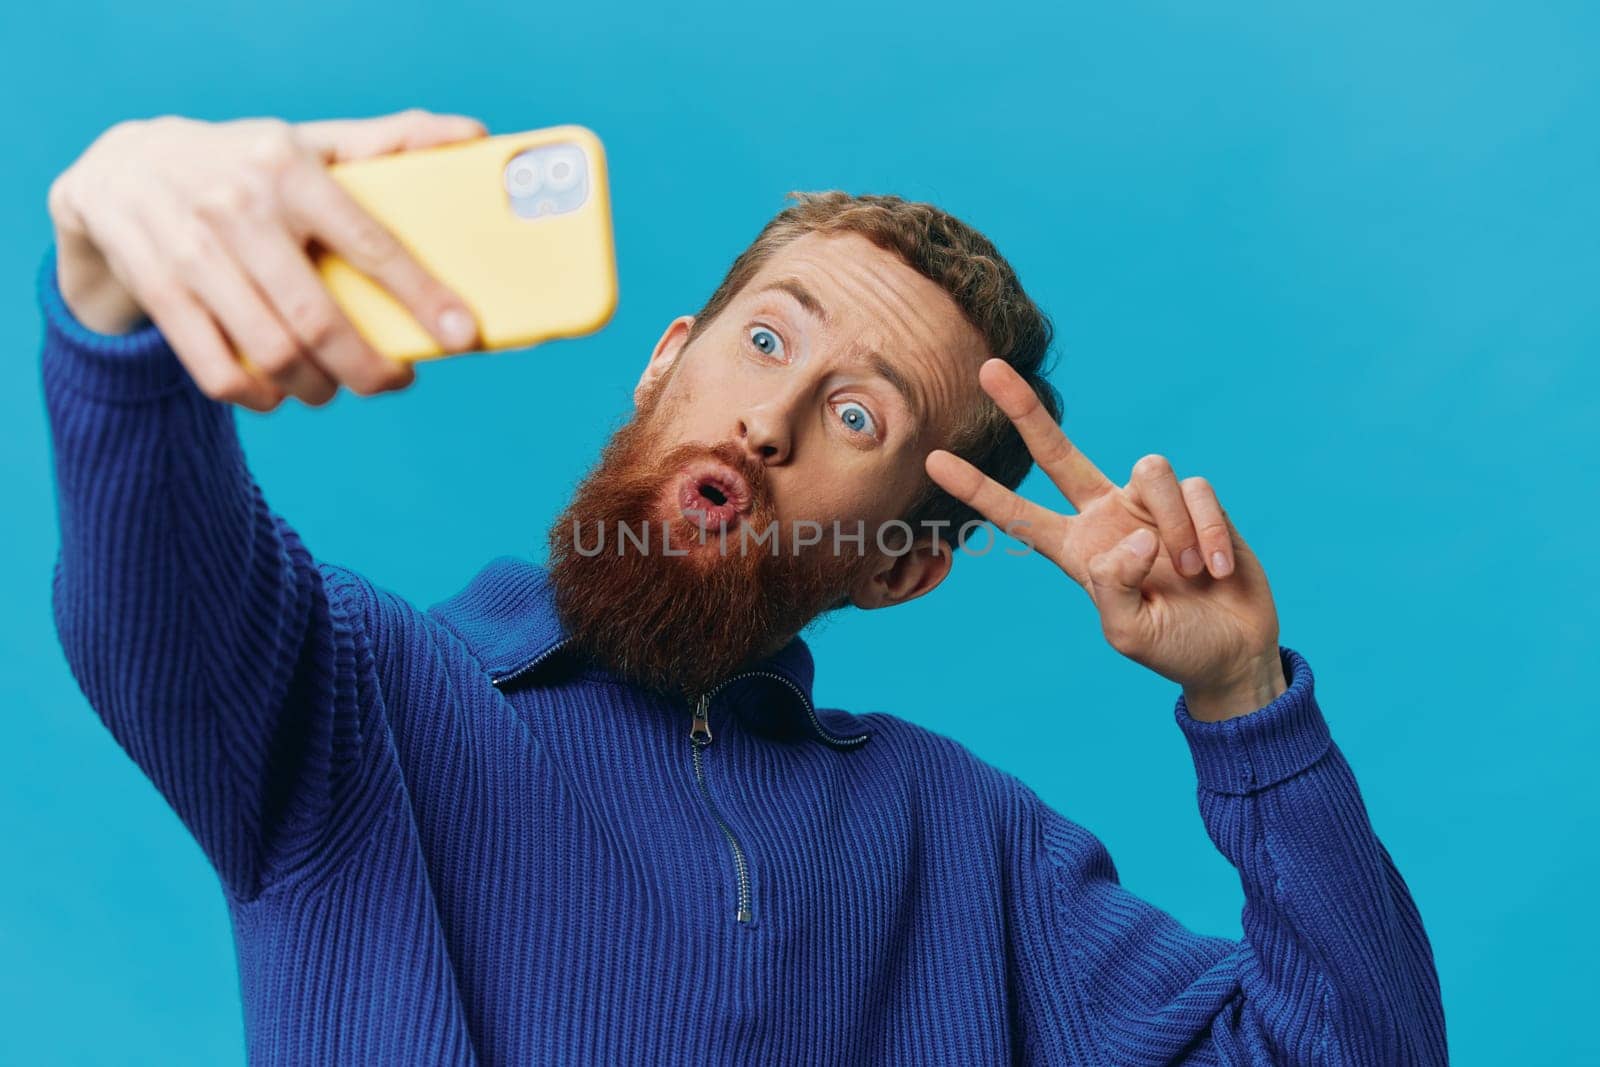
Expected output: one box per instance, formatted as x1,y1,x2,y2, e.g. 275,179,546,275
506,157,542,195
542,148,583,192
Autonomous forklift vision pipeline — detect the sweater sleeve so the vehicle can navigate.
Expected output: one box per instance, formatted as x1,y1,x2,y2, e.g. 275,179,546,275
1007,645,1447,1066
38,246,367,903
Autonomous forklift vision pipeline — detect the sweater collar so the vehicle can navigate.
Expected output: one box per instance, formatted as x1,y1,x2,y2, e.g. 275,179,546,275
425,556,872,749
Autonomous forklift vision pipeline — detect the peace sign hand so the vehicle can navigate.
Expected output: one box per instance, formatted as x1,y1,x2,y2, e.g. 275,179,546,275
926,359,1288,722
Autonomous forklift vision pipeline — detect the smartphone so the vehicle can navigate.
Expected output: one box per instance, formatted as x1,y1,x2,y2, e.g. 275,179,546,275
314,124,618,361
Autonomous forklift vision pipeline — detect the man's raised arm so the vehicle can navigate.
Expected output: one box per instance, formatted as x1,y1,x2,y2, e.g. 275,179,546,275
926,357,1445,1060
1004,646,1446,1064
39,110,484,900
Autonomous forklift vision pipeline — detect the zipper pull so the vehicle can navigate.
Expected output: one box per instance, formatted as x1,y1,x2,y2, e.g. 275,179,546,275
690,693,713,745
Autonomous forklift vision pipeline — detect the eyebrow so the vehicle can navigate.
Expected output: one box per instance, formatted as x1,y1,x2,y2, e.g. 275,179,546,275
754,277,927,426
757,278,832,325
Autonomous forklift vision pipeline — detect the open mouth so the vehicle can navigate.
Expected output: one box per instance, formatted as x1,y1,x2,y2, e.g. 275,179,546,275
675,459,752,534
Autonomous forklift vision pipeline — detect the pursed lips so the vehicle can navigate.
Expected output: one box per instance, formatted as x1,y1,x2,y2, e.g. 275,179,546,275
675,460,753,533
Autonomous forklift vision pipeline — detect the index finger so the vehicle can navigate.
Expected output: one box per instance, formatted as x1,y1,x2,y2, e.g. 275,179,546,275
281,160,480,353
293,109,487,164
925,448,1066,563
977,357,1114,512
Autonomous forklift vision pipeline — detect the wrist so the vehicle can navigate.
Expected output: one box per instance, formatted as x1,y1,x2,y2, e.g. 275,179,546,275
54,228,145,336
38,245,186,403
1183,651,1288,722
1176,646,1330,795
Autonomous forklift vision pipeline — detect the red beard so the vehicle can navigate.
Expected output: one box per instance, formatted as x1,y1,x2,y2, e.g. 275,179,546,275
546,388,876,700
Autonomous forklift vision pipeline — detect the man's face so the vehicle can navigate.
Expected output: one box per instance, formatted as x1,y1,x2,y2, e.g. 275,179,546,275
546,230,987,697
640,230,984,547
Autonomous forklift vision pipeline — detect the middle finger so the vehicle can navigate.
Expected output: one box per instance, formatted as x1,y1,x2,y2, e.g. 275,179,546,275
1129,454,1204,576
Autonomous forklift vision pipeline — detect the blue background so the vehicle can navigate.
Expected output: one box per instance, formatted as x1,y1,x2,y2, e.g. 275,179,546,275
2,1,1595,1062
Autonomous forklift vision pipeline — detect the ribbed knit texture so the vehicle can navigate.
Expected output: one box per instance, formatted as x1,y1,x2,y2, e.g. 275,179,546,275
38,247,1447,1065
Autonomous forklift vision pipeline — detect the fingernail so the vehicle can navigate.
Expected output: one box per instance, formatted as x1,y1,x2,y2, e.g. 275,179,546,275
439,308,476,349
1128,528,1155,555
1180,547,1202,576
1211,550,1232,577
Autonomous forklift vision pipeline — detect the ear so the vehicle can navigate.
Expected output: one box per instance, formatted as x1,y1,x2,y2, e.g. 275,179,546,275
634,315,695,408
847,536,954,610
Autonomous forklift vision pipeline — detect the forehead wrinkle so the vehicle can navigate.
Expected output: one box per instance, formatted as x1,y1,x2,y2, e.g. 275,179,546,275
755,278,831,326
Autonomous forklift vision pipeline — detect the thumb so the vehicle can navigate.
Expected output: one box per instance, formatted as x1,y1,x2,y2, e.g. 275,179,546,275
1088,527,1158,652
294,108,488,164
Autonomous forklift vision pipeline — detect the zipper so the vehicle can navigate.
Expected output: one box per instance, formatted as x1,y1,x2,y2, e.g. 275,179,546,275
685,666,870,925
494,638,870,749
496,641,756,922
494,641,867,925
706,668,870,749
490,637,574,689
689,693,753,923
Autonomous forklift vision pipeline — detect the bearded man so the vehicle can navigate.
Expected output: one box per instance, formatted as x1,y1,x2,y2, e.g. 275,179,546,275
41,109,1446,1065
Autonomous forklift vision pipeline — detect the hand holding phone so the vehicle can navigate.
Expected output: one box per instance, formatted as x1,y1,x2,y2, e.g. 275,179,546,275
49,109,494,410
317,125,618,362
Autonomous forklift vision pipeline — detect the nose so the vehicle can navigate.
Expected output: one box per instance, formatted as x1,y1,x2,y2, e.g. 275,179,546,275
736,404,791,466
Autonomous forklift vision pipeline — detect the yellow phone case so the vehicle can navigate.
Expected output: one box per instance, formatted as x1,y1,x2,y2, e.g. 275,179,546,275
315,124,618,361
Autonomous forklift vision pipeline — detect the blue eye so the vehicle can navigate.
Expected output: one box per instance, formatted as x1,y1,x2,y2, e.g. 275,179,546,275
749,327,783,358
836,401,877,438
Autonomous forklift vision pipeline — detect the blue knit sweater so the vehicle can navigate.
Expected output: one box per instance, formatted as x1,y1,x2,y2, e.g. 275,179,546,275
38,249,1446,1065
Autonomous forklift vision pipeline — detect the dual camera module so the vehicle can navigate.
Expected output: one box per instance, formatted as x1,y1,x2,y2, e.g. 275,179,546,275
503,143,589,220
